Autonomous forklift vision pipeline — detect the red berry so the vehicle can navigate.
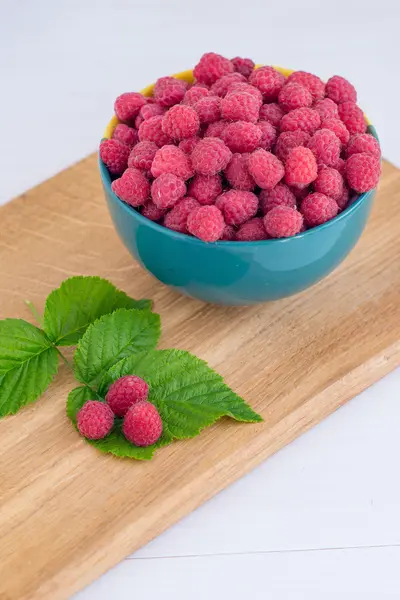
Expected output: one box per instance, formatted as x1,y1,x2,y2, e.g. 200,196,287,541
153,76,187,107
112,124,138,148
114,92,146,122
140,103,165,120
287,71,325,101
162,104,200,140
138,115,171,147
221,121,262,153
141,200,166,222
307,129,341,167
151,145,194,180
164,196,200,233
345,153,381,193
151,173,186,209
257,121,278,151
275,131,311,162
194,96,222,124
231,57,255,78
326,75,357,104
106,375,149,417
337,185,350,210
248,149,285,189
314,167,344,201
226,83,263,106
224,153,256,191
193,52,234,85
278,83,313,112
183,86,210,106
111,167,150,206
191,137,232,175
249,66,285,101
218,190,259,226
187,205,225,242
280,107,321,135
204,120,228,138
321,118,350,146
313,98,339,120
221,91,260,123
259,103,284,128
346,134,381,159
187,174,223,205
220,224,236,240
263,206,303,238
301,192,339,226
210,73,246,97
100,139,130,175
123,401,163,447
337,102,366,135
259,183,296,214
128,141,158,171
77,400,114,440
284,147,318,188
179,136,201,154
236,217,268,241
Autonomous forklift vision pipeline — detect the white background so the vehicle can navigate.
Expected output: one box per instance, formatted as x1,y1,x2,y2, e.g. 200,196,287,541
1,1,400,598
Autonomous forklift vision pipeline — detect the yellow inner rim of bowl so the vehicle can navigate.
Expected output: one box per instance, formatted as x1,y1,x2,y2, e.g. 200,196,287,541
103,65,370,139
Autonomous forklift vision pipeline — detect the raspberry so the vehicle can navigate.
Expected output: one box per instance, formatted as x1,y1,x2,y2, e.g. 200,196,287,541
336,157,346,177
138,115,171,147
314,167,344,201
151,145,194,179
259,183,296,214
290,185,311,201
280,107,321,135
249,66,285,101
221,91,260,123
307,129,341,167
179,136,200,154
278,83,312,112
313,98,339,120
151,173,186,209
123,401,163,447
224,153,255,191
275,131,311,162
183,86,210,105
346,133,381,158
301,192,339,226
100,139,130,175
114,92,146,122
204,120,228,138
284,147,318,188
164,196,200,233
263,206,303,238
287,71,325,101
106,375,149,417
248,149,284,189
193,52,234,85
231,57,255,78
111,167,150,206
345,153,381,193
218,190,259,226
141,200,166,221
162,104,200,140
77,400,114,440
226,83,263,106
153,76,187,107
326,75,357,104
187,205,225,242
140,103,165,120
221,121,262,152
191,137,232,175
259,103,284,127
220,224,236,240
128,141,158,171
257,121,277,150
135,114,144,129
337,184,350,210
112,124,138,148
194,96,222,124
187,173,222,204
236,217,268,241
337,102,366,135
210,73,246,97
321,118,350,146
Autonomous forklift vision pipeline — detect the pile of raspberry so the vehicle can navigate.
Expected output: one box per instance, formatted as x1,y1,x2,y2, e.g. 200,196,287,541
100,52,381,242
77,375,162,447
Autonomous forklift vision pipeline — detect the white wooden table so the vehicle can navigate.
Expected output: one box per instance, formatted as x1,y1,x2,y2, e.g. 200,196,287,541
1,1,399,597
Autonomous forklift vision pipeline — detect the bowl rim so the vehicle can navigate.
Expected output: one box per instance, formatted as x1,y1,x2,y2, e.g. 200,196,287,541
100,66,379,248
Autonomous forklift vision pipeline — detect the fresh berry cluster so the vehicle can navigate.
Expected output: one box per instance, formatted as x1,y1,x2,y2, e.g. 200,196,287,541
77,375,162,447
100,53,381,242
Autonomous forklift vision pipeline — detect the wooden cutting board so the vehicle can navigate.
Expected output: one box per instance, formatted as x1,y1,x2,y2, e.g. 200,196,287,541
0,156,399,600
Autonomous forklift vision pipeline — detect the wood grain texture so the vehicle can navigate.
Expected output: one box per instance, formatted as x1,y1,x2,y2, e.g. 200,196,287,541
0,157,399,600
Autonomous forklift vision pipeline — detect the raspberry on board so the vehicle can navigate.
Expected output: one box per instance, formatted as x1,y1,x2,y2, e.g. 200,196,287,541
111,167,150,206
183,86,210,105
187,173,223,205
263,206,303,238
259,103,284,128
337,101,367,135
307,128,341,167
106,375,149,417
345,152,381,193
248,149,285,189
321,118,350,146
218,190,259,226
123,401,163,447
236,217,268,241
194,96,222,124
221,121,262,153
284,146,318,188
301,192,339,226
128,141,158,171
210,73,246,97
193,52,234,85
226,83,263,106
280,107,321,135
249,66,286,101
257,121,277,151
278,83,313,112
151,173,186,209
221,91,260,123
204,120,228,138
187,205,225,242
138,115,171,147
141,200,167,221
114,92,146,122
191,137,232,175
313,98,339,121
286,71,325,101
220,224,236,240
179,136,201,154
231,57,255,78
153,76,187,107
77,400,114,440
164,196,200,233
112,124,138,148
326,75,357,104
314,167,344,201
151,145,194,179
275,130,311,162
259,183,296,214
224,153,256,191
162,104,200,140
346,133,381,158
100,139,130,175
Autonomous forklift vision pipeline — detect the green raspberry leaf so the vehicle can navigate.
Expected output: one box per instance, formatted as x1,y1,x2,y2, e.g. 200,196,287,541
43,276,152,346
74,309,161,387
0,319,58,416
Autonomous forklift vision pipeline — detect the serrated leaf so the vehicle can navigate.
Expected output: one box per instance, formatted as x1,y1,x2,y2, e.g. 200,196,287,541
43,276,152,346
0,319,58,416
74,309,161,387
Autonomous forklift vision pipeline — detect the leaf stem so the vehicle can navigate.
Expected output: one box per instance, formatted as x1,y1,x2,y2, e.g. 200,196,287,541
54,346,74,372
25,300,44,328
